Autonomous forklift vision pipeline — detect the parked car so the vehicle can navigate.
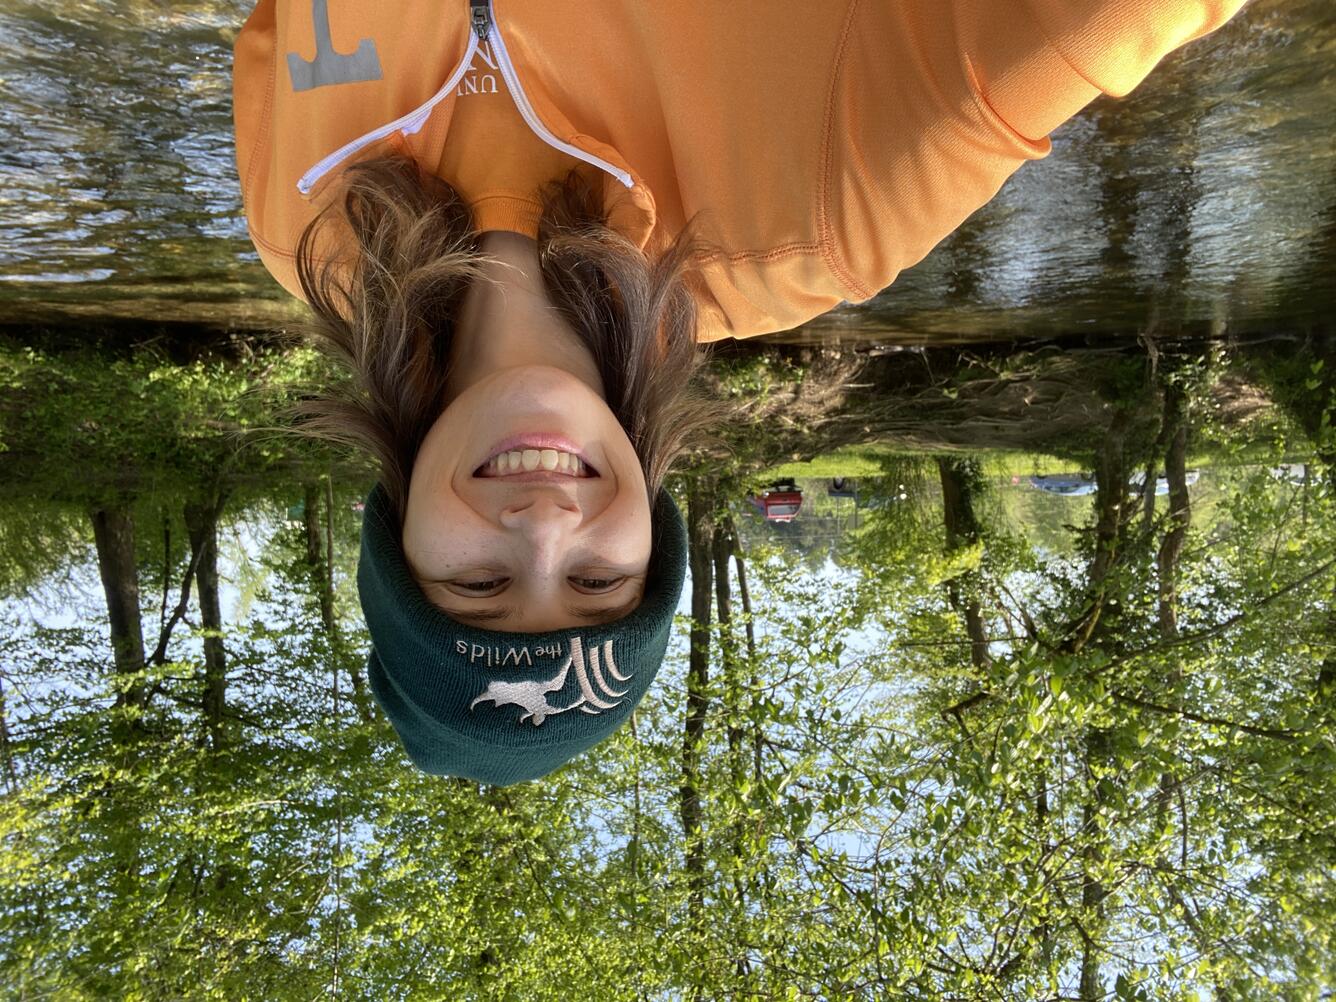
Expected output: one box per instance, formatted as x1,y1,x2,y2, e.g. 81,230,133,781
1028,470,1200,498
1127,469,1200,495
1028,474,1097,497
1270,463,1310,484
749,479,803,522
827,477,857,499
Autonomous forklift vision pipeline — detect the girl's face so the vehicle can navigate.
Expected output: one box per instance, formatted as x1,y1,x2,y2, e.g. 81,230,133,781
402,364,653,632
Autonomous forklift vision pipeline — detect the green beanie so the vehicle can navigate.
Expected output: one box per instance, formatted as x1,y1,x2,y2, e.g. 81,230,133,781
357,481,687,786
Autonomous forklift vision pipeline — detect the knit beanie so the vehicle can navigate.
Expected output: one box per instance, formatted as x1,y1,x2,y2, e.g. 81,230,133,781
357,480,687,786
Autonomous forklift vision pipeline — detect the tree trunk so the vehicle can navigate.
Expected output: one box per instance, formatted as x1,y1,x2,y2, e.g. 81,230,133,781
89,502,149,920
726,516,763,787
1078,802,1104,1001
1061,417,1131,653
303,482,335,631
0,673,17,794
185,497,227,752
680,481,714,933
712,521,744,773
712,518,752,988
1076,423,1136,999
325,477,374,723
90,504,148,728
1079,732,1110,1001
1034,769,1054,969
1156,380,1191,638
1154,378,1191,820
937,457,991,670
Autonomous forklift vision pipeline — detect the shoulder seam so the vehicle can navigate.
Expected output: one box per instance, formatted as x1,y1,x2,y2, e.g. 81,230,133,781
241,15,279,211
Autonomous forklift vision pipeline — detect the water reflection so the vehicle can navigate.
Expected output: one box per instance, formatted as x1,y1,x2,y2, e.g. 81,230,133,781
796,0,1336,344
1,333,1332,997
1,0,1333,338
0,0,287,326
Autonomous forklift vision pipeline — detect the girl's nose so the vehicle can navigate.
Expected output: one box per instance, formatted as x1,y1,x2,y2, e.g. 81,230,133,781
498,494,582,572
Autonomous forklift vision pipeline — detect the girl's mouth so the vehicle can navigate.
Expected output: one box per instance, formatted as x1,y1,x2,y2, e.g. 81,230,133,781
475,446,597,478
474,434,600,477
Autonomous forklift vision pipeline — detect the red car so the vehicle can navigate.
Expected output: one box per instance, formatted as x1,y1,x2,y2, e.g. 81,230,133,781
749,480,803,522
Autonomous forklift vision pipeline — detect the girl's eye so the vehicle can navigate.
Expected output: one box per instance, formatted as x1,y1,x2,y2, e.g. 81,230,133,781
456,578,507,593
571,576,623,593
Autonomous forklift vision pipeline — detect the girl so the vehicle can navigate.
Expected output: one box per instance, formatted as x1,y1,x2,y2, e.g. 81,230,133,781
233,0,1246,783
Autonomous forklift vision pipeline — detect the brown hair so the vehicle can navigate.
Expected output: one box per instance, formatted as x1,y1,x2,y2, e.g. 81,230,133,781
293,154,719,523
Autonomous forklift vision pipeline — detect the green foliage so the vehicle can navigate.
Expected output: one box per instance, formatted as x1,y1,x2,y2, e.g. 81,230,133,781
0,338,355,504
2,339,1334,1000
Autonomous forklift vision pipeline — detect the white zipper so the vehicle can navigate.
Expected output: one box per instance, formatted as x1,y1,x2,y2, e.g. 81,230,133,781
296,0,635,196
296,32,481,194
479,0,634,190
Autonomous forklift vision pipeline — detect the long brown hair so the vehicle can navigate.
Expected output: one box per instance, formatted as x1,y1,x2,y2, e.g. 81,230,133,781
293,154,718,523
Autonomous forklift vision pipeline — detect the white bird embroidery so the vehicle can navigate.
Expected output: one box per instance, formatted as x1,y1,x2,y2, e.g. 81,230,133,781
468,637,631,726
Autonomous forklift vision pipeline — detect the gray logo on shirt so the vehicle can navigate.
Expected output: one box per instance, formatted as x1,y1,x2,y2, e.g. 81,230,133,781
287,0,383,92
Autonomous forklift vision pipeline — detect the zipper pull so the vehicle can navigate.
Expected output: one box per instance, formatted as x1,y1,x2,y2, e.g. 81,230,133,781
469,0,490,40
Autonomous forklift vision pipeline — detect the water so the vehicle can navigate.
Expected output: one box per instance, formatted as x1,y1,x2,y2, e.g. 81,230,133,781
1,0,1333,339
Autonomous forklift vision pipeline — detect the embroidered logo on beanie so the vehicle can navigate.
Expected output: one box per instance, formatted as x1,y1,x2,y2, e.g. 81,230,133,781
468,636,630,725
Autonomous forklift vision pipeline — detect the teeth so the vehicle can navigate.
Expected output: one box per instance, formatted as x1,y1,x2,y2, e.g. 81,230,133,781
483,448,590,477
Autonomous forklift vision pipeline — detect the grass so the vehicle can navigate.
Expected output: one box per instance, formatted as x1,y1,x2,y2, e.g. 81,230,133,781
761,445,1088,481
759,441,1253,483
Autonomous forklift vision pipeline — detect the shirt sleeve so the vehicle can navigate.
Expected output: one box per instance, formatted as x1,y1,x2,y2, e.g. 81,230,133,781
820,0,1250,311
964,0,1250,143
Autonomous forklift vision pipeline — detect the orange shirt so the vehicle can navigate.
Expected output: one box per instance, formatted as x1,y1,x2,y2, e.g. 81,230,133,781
234,0,1247,341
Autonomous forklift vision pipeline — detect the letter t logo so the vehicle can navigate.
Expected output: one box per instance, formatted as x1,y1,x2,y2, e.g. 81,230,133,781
287,0,383,92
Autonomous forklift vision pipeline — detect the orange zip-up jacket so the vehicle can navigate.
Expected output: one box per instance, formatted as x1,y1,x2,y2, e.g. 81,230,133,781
234,0,1247,342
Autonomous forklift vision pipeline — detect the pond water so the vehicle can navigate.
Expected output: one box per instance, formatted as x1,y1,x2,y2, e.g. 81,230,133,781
1,0,1333,340
1,1,1335,999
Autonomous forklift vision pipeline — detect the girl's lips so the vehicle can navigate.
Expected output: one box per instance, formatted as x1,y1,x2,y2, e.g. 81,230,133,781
475,433,600,476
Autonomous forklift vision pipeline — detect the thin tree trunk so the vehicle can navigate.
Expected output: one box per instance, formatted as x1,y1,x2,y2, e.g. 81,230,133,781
712,519,752,988
1156,380,1191,638
938,457,991,670
1078,802,1104,1001
303,482,333,630
1155,378,1190,818
324,476,336,627
1150,373,1229,996
1079,732,1110,1001
1320,586,1336,700
680,481,714,935
90,504,148,727
630,712,642,886
185,497,227,752
325,476,374,723
712,521,743,771
725,516,763,787
0,673,17,794
1034,769,1053,969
